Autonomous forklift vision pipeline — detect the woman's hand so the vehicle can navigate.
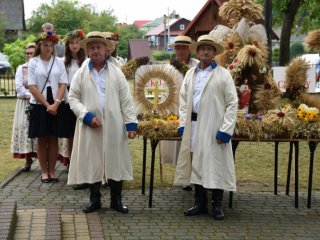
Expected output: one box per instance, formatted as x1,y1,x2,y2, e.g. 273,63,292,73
47,102,59,116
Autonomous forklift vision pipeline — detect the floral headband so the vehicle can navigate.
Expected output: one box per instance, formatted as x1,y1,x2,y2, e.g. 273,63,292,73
112,32,120,41
63,29,85,43
35,31,60,45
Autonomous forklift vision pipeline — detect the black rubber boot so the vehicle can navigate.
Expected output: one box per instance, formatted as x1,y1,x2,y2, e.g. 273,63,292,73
212,189,224,220
109,179,128,214
83,182,102,213
184,184,208,216
73,183,90,190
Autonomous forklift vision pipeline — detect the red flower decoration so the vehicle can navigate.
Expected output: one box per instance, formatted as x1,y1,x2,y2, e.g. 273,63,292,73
264,83,271,90
112,32,120,41
249,50,256,57
228,64,234,70
277,112,285,118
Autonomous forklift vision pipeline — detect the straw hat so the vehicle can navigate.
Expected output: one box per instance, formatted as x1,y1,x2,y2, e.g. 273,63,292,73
81,31,113,50
102,32,119,46
190,35,224,55
26,43,36,49
169,35,192,49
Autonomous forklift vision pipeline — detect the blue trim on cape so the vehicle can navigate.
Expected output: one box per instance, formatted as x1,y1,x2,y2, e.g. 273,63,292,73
216,131,231,143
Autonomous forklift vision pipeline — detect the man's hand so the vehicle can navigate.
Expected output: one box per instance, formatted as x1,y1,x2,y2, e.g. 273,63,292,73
217,140,224,144
128,131,137,139
89,117,102,128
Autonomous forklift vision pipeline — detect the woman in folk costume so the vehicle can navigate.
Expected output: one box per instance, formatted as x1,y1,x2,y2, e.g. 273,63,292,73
28,32,70,183
58,29,86,168
11,43,37,171
161,35,199,191
67,32,137,214
174,35,238,220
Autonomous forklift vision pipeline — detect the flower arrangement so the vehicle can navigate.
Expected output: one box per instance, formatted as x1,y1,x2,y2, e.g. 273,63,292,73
63,29,85,43
137,112,180,139
296,104,319,123
35,31,60,44
121,56,150,80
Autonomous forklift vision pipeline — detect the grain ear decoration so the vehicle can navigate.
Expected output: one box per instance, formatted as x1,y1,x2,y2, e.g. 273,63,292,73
298,93,320,109
215,32,242,66
253,81,282,114
219,0,263,27
304,29,320,51
284,57,309,105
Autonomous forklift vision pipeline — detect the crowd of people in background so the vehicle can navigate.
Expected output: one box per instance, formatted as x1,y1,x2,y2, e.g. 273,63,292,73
10,24,238,220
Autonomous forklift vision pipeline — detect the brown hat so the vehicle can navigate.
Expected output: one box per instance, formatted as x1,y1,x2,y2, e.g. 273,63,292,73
81,31,113,50
169,35,192,49
190,34,224,55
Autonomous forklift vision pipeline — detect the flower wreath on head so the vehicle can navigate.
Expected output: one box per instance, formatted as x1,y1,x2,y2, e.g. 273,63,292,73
63,29,85,43
112,32,120,41
35,31,60,45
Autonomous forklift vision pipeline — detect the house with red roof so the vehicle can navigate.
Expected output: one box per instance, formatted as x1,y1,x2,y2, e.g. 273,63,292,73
144,17,190,51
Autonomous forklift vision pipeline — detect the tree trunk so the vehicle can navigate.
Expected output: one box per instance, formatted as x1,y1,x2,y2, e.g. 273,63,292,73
264,0,272,66
279,0,303,66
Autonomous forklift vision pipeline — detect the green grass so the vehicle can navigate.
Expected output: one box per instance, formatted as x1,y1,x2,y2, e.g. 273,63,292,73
1,97,320,191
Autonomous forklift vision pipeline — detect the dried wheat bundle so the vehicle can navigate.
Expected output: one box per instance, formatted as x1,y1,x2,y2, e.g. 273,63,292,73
219,0,264,27
121,56,150,80
253,82,282,114
304,29,320,51
135,64,182,114
215,32,242,66
298,93,320,109
234,113,264,140
209,25,232,43
236,44,265,69
285,57,309,103
262,106,297,138
137,118,180,139
170,59,189,76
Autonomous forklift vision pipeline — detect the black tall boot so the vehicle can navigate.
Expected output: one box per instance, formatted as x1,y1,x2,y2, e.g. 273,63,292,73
212,189,224,220
83,182,102,213
184,184,208,216
108,179,128,214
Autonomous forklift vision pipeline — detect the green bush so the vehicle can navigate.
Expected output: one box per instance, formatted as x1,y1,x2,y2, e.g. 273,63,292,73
152,51,173,61
290,41,304,60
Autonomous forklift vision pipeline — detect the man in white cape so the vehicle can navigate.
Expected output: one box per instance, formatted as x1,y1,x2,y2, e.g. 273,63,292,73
68,32,137,214
174,35,238,220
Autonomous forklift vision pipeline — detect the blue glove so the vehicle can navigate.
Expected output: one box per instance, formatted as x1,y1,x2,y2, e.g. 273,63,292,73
178,127,185,137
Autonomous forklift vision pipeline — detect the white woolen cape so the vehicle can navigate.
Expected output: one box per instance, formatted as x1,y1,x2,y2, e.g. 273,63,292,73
174,65,238,191
67,63,137,184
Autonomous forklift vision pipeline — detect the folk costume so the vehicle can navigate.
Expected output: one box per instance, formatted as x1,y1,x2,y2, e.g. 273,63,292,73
11,59,37,164
67,32,137,214
174,35,238,220
160,36,199,166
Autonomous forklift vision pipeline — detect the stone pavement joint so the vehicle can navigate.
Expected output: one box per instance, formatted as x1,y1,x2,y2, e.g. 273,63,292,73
0,200,17,240
1,162,320,239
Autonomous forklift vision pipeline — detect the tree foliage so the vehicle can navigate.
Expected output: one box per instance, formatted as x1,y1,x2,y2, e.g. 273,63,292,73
2,35,36,69
26,0,117,36
0,12,7,50
117,25,144,58
257,0,320,65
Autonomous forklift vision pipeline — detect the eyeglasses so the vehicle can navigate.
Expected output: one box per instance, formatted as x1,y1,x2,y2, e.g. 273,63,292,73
26,52,34,55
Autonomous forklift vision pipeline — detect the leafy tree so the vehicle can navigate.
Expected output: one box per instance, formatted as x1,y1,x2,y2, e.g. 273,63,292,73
26,0,116,36
0,12,7,50
3,35,36,69
258,0,320,66
117,25,144,58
